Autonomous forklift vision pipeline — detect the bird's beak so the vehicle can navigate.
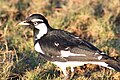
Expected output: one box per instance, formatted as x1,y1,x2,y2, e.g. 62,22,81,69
18,21,30,26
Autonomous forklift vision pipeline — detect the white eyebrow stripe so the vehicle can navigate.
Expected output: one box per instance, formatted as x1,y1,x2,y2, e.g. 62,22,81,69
31,19,43,22
60,50,86,57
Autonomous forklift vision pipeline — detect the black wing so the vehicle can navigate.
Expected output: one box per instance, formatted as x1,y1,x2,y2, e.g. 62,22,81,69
38,29,120,71
39,30,103,61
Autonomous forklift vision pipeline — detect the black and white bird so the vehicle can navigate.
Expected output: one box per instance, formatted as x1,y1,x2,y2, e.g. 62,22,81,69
18,14,120,78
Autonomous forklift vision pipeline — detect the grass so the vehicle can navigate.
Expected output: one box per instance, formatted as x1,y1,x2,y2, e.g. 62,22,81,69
0,0,120,80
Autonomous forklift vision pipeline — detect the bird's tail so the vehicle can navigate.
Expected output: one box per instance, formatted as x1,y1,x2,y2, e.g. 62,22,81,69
101,54,120,72
105,59,120,72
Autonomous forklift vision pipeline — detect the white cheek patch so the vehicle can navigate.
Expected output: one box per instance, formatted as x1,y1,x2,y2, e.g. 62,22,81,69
35,42,44,54
35,23,47,30
35,23,48,39
36,31,41,40
60,50,86,57
31,19,43,22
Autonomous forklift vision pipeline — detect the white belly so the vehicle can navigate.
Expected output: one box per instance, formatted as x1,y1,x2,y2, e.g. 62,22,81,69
52,61,109,68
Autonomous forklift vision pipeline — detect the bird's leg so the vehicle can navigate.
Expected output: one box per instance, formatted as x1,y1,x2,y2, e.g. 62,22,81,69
61,67,75,80
69,67,74,79
60,67,69,80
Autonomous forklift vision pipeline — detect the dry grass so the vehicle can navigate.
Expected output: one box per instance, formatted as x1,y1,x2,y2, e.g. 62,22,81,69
0,0,120,80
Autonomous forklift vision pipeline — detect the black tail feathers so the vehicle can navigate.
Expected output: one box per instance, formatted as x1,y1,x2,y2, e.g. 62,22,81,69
101,54,120,72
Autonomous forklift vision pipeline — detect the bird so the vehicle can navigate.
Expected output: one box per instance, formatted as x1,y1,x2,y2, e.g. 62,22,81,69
18,14,120,79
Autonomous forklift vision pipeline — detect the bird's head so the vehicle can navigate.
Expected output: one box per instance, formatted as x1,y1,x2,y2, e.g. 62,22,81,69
18,14,51,39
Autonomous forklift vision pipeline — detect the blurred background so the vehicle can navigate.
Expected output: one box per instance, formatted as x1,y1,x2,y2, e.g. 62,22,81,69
0,0,120,80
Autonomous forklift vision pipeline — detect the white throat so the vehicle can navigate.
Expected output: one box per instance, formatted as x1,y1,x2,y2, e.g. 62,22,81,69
35,23,48,40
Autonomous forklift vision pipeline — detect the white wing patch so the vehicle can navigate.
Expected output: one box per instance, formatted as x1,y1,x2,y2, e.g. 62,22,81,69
98,56,103,60
54,42,59,46
95,52,106,55
60,50,86,57
101,52,106,54
75,36,79,39
95,52,104,60
35,42,44,54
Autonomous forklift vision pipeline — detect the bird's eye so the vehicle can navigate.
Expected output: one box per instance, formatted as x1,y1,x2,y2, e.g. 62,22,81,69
33,21,43,26
33,22,39,25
